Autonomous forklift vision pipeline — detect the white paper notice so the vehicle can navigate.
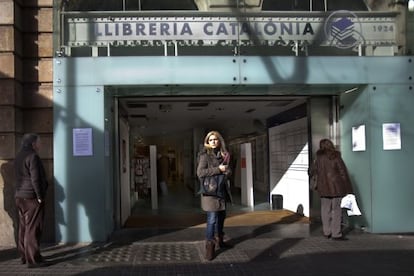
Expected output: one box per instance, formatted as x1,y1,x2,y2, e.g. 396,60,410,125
352,125,366,151
382,123,401,150
73,128,93,156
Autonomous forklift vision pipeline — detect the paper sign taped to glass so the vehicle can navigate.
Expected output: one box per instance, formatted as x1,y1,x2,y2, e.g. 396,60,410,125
340,194,362,216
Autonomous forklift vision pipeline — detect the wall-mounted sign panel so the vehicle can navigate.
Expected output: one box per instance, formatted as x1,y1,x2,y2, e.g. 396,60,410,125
352,124,366,152
73,128,93,156
64,13,397,48
383,123,401,150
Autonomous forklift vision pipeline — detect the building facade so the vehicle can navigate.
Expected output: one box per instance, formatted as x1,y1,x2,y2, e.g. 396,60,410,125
0,0,54,246
1,0,413,245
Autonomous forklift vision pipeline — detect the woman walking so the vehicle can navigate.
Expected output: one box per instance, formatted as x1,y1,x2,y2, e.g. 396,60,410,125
197,130,231,260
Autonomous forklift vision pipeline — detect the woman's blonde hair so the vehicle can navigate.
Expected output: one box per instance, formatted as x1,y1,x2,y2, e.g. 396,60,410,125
203,130,228,154
319,138,340,159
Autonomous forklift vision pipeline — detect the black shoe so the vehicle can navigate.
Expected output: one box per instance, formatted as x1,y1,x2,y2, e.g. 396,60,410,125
217,241,233,249
37,255,47,263
27,261,49,268
323,234,331,239
332,236,348,241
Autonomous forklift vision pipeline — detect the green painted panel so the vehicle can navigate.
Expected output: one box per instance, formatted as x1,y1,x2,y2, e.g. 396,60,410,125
54,85,112,242
340,87,372,231
241,57,412,85
369,85,414,233
53,56,413,86
341,84,414,233
54,56,240,86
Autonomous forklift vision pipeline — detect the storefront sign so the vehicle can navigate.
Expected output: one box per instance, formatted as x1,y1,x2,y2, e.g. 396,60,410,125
65,13,396,48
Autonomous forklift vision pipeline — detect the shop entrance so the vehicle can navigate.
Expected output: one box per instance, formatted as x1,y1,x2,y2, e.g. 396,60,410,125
114,95,334,228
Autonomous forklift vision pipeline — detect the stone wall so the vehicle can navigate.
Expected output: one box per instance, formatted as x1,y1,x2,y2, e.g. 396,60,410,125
408,12,414,54
0,0,54,246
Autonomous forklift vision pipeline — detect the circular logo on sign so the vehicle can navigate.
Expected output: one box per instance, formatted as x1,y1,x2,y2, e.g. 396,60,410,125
324,10,364,49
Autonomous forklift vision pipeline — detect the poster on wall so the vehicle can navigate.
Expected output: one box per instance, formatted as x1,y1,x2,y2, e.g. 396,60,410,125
382,123,401,150
73,128,93,156
352,124,366,152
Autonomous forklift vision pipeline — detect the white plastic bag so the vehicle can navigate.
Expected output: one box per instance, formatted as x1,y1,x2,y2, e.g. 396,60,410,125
341,194,362,216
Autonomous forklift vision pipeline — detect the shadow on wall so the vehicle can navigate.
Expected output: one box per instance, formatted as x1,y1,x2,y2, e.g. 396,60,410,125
54,3,114,242
1,159,63,245
53,177,66,242
348,173,368,230
53,85,115,242
0,161,18,246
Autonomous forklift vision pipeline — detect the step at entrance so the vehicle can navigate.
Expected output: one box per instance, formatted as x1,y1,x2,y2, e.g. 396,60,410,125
124,210,309,228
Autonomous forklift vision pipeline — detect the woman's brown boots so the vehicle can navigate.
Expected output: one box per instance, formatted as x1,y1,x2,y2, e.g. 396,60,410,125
206,235,232,261
215,234,226,249
205,240,215,261
215,234,232,249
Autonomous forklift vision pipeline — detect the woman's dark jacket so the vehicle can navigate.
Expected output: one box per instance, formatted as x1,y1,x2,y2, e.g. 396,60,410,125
312,149,353,197
14,147,48,201
197,149,232,211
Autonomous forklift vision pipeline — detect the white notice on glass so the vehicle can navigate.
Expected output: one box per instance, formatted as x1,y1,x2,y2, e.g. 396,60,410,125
382,123,401,150
352,125,366,151
73,128,93,156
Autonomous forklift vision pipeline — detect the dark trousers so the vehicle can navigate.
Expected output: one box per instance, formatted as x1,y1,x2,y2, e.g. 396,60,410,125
15,197,45,264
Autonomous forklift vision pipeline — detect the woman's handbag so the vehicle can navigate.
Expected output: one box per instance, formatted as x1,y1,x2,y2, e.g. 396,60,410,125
199,174,226,198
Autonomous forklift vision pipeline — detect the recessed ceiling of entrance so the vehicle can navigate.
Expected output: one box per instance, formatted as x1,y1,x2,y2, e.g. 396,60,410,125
119,96,305,137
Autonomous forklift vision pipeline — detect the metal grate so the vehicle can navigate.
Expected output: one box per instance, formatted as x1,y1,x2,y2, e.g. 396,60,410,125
84,244,135,263
134,242,201,264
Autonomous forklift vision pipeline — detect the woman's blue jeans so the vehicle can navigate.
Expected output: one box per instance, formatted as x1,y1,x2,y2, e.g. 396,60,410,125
206,210,226,241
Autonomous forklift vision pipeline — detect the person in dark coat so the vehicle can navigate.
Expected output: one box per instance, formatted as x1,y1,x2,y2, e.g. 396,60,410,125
311,138,353,240
197,130,231,261
14,133,49,268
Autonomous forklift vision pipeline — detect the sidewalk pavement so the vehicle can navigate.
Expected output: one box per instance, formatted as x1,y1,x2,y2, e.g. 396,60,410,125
1,223,414,276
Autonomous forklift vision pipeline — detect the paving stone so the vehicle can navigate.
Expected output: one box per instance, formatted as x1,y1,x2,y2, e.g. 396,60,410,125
1,226,414,276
